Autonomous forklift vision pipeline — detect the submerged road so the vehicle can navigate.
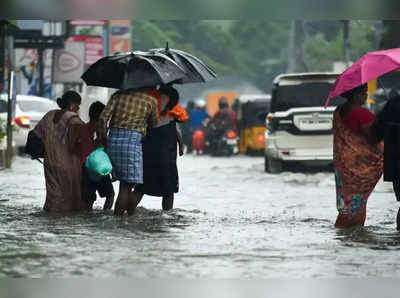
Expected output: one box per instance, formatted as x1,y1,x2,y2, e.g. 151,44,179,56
0,155,399,277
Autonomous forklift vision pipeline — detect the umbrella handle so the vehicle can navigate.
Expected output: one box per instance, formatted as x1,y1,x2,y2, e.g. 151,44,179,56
377,77,389,100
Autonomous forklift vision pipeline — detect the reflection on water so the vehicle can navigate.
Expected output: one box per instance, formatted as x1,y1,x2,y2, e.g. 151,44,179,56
335,226,400,250
0,156,400,277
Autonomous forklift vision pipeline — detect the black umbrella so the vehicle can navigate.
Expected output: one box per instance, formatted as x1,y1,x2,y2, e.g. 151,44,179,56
151,44,217,84
81,50,187,90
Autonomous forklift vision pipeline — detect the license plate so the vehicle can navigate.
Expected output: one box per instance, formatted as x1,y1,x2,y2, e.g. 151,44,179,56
226,139,237,145
298,118,331,130
300,119,330,124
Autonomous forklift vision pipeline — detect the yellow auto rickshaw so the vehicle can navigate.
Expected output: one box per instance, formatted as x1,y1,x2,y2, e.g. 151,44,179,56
235,94,271,154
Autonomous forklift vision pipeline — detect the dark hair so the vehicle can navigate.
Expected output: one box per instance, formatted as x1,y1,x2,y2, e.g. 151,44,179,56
159,85,179,115
89,101,105,122
159,85,179,102
219,97,228,109
56,90,82,110
341,84,367,100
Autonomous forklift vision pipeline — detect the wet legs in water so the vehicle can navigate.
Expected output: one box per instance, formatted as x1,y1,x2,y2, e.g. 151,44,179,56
103,191,115,210
126,191,174,215
162,194,174,211
392,180,400,231
114,181,132,216
127,191,144,215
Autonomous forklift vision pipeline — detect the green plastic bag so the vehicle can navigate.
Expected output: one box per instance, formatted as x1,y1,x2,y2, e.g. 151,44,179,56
85,147,113,182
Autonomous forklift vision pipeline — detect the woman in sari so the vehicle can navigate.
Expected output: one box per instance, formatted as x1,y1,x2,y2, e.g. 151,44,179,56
130,85,188,213
34,90,87,212
333,84,383,228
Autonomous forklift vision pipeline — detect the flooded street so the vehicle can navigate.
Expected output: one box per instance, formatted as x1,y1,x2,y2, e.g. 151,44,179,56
1,155,400,277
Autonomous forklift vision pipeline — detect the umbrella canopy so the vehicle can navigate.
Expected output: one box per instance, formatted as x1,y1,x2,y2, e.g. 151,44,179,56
151,45,217,83
325,48,400,107
81,50,187,90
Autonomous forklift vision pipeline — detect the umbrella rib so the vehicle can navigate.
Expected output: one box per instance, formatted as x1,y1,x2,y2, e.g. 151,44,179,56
137,56,186,83
137,52,187,73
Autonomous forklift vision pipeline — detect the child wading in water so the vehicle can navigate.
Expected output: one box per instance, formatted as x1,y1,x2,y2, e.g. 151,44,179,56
79,101,115,210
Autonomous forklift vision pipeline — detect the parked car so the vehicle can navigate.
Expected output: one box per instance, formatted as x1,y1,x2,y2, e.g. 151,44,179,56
0,94,58,153
264,72,345,173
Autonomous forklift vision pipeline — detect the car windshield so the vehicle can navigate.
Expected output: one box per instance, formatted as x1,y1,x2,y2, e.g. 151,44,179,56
18,100,57,113
271,81,345,112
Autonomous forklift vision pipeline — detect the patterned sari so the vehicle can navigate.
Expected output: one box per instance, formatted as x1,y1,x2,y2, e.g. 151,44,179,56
333,105,383,228
34,110,87,212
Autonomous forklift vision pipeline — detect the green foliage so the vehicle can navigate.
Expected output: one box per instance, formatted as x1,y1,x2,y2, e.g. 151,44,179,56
380,21,400,49
130,20,382,92
348,21,379,59
302,33,345,71
302,21,378,72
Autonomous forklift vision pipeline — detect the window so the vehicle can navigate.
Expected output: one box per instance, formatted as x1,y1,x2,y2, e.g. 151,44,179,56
271,82,345,113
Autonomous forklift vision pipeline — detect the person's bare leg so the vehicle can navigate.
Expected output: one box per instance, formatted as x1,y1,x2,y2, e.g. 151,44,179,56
397,207,400,231
103,191,115,210
162,194,174,211
114,182,130,216
127,190,144,215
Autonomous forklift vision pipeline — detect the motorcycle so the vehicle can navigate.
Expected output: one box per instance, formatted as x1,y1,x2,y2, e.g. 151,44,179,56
206,128,239,157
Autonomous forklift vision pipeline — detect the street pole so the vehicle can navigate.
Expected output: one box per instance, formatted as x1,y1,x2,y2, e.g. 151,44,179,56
5,70,14,168
38,46,44,97
104,20,109,57
343,20,351,67
5,31,15,168
287,20,296,73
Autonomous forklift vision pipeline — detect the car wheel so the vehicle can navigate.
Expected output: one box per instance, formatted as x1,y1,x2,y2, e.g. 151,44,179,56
265,155,283,174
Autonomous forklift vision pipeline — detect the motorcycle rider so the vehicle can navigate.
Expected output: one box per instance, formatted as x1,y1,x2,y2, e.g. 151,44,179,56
190,100,210,154
206,97,238,152
190,99,210,131
208,97,237,133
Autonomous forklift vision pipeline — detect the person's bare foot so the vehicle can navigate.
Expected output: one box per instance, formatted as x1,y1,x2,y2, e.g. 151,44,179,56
114,199,126,215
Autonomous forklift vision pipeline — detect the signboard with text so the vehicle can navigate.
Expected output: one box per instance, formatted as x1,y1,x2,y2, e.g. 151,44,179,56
68,36,103,67
53,41,85,83
69,20,106,26
109,20,131,54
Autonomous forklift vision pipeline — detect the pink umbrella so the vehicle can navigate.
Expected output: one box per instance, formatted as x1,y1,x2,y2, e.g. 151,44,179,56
325,48,400,107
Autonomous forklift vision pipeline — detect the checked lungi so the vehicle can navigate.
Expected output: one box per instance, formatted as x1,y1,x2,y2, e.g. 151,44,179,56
107,128,143,184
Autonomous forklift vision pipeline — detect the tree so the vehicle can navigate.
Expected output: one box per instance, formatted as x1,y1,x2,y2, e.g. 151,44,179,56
380,21,400,49
130,20,382,93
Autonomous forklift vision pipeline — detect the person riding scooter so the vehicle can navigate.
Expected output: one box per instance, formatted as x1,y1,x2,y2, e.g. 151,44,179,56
207,97,237,135
206,97,238,154
190,100,210,130
190,100,210,154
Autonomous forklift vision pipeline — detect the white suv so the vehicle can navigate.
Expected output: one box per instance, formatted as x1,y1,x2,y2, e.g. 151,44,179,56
264,72,344,173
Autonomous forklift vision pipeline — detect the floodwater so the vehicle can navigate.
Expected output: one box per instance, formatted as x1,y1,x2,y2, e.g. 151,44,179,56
0,155,400,277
